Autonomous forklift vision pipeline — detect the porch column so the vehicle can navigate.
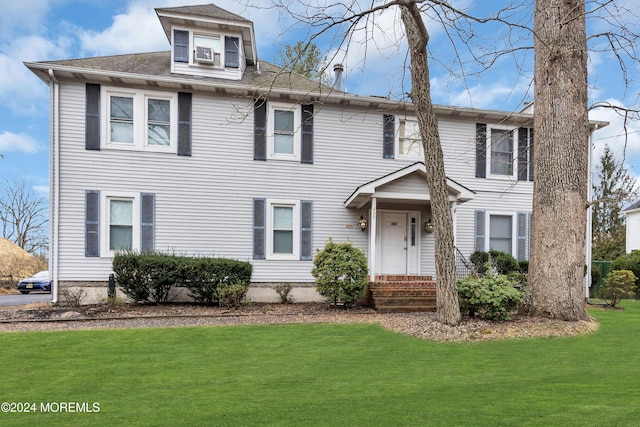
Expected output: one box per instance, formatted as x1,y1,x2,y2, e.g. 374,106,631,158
451,201,458,246
370,197,377,281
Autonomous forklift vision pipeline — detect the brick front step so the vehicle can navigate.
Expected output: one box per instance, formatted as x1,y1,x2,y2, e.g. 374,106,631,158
363,276,437,313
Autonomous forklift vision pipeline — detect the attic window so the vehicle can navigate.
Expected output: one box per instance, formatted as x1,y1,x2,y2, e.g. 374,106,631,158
193,35,221,66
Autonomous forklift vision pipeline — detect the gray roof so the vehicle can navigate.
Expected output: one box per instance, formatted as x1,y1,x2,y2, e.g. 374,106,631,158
26,51,335,96
624,200,640,212
155,4,251,23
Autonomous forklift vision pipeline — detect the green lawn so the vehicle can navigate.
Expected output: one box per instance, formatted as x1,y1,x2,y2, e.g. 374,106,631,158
1,302,640,426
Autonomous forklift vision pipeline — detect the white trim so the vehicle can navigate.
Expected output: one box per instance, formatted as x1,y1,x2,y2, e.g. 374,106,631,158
484,211,517,256
267,102,302,162
101,86,178,153
486,125,517,180
100,191,141,257
395,117,424,160
265,199,300,260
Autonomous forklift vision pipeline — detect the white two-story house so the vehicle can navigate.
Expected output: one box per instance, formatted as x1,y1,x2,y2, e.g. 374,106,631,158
26,3,601,304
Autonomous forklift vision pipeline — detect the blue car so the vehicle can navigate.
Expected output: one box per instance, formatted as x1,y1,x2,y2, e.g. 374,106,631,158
17,271,51,294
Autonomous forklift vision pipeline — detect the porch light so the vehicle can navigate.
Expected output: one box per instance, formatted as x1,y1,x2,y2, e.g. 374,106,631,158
358,216,368,231
424,219,434,234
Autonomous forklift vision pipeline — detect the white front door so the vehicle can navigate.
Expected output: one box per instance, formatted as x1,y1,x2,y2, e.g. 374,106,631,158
379,212,408,274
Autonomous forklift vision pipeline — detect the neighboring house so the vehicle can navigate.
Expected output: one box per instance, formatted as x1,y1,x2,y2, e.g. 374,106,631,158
26,3,606,303
623,201,640,253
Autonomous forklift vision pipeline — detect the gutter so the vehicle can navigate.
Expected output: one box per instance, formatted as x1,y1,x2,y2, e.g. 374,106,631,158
585,123,601,300
48,69,60,304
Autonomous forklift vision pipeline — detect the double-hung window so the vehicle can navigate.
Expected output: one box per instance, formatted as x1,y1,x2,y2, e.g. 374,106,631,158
101,192,141,255
109,199,134,251
268,103,301,161
398,119,423,158
489,215,513,254
267,200,300,260
489,128,514,176
103,87,178,152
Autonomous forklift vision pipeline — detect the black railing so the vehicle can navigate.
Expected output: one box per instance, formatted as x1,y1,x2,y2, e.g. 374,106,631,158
455,247,474,278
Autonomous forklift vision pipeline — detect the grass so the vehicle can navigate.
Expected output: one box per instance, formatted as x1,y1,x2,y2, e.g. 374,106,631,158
1,302,640,426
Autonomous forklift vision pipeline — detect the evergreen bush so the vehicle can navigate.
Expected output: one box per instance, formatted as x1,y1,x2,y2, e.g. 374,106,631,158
312,239,368,308
611,251,640,298
601,269,637,308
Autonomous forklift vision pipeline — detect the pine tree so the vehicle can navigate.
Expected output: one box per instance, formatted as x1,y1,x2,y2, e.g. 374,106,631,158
592,145,639,260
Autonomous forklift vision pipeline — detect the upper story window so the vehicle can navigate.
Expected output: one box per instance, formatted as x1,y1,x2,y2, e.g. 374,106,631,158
397,119,423,158
268,102,301,161
489,127,514,176
476,123,533,181
102,87,178,153
173,29,240,69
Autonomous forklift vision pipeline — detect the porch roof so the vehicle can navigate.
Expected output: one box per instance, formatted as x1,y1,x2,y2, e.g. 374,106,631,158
344,162,475,209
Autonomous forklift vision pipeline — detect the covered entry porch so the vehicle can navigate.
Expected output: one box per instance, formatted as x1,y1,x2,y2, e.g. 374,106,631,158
345,162,475,312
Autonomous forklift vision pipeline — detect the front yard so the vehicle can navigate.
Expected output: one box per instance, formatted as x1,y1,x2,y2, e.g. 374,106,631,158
0,302,638,426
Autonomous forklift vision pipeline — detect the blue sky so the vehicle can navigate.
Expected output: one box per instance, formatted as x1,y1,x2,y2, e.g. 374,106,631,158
1,0,639,200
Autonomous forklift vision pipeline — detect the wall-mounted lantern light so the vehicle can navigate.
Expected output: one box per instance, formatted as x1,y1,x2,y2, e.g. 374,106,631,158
424,218,435,234
358,216,368,231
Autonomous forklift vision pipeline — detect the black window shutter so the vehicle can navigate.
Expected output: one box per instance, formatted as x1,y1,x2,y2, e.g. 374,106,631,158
518,127,527,181
224,36,240,68
475,123,487,178
253,198,266,259
254,99,267,161
85,83,101,151
178,92,192,156
85,190,100,257
174,30,189,63
300,200,313,260
383,114,395,159
141,193,155,253
474,210,486,252
516,212,528,261
301,104,314,164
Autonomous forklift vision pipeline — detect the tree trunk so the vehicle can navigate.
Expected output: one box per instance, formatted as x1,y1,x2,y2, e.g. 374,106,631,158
400,2,460,326
521,0,590,320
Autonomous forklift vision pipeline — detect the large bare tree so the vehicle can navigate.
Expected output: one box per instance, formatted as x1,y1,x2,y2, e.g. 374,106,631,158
0,178,48,255
520,0,591,320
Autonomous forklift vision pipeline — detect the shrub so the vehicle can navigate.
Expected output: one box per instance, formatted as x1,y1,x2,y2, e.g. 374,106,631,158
112,251,178,303
112,252,252,305
274,284,293,304
217,282,250,309
518,260,529,274
601,270,637,308
470,250,520,276
180,257,252,305
312,239,368,308
611,251,640,298
458,261,524,321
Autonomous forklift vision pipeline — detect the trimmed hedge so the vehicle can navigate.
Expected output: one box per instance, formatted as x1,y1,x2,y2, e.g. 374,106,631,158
112,252,252,305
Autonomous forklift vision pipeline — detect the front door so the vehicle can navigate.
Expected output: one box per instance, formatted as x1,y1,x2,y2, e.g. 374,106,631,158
379,212,408,274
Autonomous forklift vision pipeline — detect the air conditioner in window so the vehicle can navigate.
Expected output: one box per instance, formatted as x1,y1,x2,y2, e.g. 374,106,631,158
195,46,214,63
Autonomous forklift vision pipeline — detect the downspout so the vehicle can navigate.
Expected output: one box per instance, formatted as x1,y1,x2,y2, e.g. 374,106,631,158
585,124,599,300
48,69,60,304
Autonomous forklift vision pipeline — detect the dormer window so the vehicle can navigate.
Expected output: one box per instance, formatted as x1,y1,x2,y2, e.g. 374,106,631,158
173,29,240,70
194,34,221,66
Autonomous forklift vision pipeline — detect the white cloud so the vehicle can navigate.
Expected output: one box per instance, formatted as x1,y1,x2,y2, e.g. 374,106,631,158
0,131,42,154
0,0,53,39
78,4,169,56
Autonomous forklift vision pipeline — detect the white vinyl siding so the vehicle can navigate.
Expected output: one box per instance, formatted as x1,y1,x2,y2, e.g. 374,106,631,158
54,81,534,283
